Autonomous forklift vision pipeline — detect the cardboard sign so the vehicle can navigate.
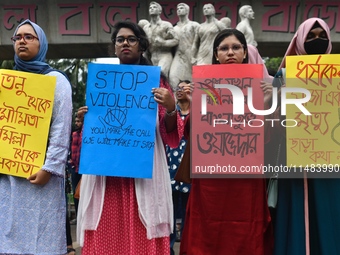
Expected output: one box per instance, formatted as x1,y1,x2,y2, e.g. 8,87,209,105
0,69,55,178
191,64,264,177
286,54,340,166
79,63,160,178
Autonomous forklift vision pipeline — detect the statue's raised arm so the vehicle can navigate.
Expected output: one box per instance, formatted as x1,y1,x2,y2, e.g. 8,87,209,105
143,1,179,78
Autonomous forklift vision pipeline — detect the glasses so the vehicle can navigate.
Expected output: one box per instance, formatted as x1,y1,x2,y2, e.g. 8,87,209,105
113,36,139,46
11,34,39,43
217,44,244,53
175,86,184,92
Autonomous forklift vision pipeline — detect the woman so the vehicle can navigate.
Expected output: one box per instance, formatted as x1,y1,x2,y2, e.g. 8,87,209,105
167,80,192,255
0,20,72,254
77,21,183,255
179,29,273,255
273,17,340,255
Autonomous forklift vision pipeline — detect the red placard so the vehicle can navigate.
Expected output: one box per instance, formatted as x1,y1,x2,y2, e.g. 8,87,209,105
191,64,264,177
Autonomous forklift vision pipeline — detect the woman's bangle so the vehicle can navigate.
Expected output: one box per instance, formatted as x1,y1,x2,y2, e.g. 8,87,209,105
166,108,177,116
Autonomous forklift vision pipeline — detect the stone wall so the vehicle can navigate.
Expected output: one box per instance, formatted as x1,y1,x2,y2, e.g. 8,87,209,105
1,0,339,60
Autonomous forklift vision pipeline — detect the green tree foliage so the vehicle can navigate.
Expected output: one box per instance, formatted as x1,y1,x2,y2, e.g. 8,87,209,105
47,59,92,119
264,57,283,76
0,60,14,69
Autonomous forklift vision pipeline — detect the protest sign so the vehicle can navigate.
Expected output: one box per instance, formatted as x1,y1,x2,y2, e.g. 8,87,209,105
0,69,55,178
286,54,340,167
191,64,264,177
79,63,160,178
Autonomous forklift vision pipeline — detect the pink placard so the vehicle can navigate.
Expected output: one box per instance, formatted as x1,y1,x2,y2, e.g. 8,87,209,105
191,64,264,177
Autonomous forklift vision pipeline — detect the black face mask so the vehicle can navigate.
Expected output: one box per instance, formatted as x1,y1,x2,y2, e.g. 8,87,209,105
304,38,329,54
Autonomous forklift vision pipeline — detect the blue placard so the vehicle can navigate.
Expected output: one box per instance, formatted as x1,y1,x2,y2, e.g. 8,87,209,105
79,63,160,178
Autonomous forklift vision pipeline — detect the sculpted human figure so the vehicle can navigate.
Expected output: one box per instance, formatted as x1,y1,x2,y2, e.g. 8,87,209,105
192,3,227,65
169,3,200,89
220,17,231,28
143,1,179,77
236,5,257,47
138,19,149,30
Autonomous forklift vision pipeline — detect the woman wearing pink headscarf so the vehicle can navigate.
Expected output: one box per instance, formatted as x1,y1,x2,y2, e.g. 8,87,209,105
272,18,340,255
278,17,331,70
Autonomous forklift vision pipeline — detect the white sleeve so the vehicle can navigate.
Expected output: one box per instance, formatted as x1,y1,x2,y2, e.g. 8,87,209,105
42,71,72,177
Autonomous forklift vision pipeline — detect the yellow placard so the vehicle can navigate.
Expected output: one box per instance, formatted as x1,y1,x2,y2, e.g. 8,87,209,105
286,55,340,166
0,69,56,178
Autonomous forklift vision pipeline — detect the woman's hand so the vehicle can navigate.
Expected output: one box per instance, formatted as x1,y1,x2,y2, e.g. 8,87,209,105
27,169,51,185
152,87,176,113
178,82,194,102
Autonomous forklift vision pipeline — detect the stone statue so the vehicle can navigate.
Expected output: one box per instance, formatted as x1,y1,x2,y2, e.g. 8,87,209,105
192,3,228,65
220,17,231,28
169,3,200,89
143,1,179,77
236,5,257,47
138,19,149,30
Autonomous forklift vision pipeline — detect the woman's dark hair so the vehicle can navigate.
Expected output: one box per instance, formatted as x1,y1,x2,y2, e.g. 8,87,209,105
178,80,191,85
212,28,248,64
109,21,151,65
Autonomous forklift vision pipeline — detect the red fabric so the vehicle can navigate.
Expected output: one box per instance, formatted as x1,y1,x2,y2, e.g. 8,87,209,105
180,178,273,255
158,77,184,148
183,114,190,140
71,130,82,172
81,77,179,255
82,177,170,255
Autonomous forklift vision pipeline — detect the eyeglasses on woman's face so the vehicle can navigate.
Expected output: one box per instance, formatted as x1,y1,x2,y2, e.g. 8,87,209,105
113,36,139,46
11,33,39,43
216,43,244,53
